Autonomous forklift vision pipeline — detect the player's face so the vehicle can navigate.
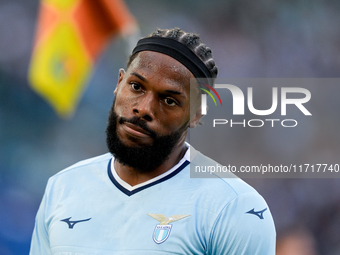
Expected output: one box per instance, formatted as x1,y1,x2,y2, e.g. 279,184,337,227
106,51,201,172
114,51,198,147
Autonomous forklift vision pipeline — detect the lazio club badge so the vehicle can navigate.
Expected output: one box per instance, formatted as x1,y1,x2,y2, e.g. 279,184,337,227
148,213,191,244
153,224,172,244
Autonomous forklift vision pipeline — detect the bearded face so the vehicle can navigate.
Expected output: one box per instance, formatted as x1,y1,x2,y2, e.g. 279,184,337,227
106,101,188,173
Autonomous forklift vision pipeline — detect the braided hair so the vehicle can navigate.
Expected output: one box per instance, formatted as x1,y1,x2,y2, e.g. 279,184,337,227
127,27,218,79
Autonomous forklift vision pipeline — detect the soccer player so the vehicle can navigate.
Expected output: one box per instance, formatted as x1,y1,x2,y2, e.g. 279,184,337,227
30,28,276,254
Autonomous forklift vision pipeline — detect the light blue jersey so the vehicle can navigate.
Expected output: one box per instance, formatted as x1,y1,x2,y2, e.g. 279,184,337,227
30,144,276,254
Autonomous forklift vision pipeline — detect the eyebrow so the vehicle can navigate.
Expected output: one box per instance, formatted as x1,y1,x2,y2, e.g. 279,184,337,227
164,90,186,98
130,72,146,82
130,72,186,98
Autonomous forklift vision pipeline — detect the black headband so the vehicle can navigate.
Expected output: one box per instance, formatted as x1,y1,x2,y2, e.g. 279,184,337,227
132,37,213,80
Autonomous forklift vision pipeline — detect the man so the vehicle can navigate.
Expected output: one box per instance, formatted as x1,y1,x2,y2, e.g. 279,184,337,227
30,28,276,254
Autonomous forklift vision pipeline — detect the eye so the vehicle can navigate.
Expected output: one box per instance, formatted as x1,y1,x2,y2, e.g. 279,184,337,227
131,83,142,91
164,98,177,106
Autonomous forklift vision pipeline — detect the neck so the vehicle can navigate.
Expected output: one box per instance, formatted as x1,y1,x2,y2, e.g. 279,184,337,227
114,139,188,186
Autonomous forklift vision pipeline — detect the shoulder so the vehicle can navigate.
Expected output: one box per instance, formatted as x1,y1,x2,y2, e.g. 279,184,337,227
189,147,261,203
52,153,112,177
46,153,112,191
189,148,276,253
188,147,273,227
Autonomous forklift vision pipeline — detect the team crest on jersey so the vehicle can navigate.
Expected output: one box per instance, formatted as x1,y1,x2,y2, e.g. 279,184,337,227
148,213,190,244
153,224,172,244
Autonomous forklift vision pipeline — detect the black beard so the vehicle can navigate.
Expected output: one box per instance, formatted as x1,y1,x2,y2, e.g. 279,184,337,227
105,102,188,173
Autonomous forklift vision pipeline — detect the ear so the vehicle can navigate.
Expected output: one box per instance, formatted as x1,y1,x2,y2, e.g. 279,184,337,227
189,106,203,128
114,68,126,95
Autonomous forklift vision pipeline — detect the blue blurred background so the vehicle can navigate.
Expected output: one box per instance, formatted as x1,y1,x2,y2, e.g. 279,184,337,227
1,0,340,254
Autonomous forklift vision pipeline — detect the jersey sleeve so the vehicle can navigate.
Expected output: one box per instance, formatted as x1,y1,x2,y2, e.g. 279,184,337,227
207,191,276,255
30,183,52,255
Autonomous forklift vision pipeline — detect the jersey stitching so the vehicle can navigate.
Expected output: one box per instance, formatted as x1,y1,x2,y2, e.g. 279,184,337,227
207,191,259,252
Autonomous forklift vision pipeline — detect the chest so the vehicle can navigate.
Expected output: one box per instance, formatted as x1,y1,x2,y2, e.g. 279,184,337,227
47,189,210,255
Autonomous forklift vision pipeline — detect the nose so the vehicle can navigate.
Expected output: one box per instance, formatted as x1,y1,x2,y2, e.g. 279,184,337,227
133,93,156,122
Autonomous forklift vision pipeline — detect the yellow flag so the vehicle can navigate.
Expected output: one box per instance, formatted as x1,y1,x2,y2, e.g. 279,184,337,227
28,0,137,118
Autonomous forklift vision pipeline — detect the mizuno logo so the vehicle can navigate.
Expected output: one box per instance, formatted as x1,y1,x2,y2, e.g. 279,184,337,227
246,208,267,219
61,217,91,229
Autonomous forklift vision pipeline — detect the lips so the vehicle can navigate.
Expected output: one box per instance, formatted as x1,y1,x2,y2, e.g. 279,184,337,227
122,122,152,138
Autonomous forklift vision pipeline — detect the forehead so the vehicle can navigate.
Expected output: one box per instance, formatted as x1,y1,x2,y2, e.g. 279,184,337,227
127,51,195,89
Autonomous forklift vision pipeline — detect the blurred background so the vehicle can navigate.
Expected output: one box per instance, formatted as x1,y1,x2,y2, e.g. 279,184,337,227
1,0,340,254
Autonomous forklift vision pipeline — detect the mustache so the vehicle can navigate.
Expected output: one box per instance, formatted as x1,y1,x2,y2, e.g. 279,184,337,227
118,116,158,138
